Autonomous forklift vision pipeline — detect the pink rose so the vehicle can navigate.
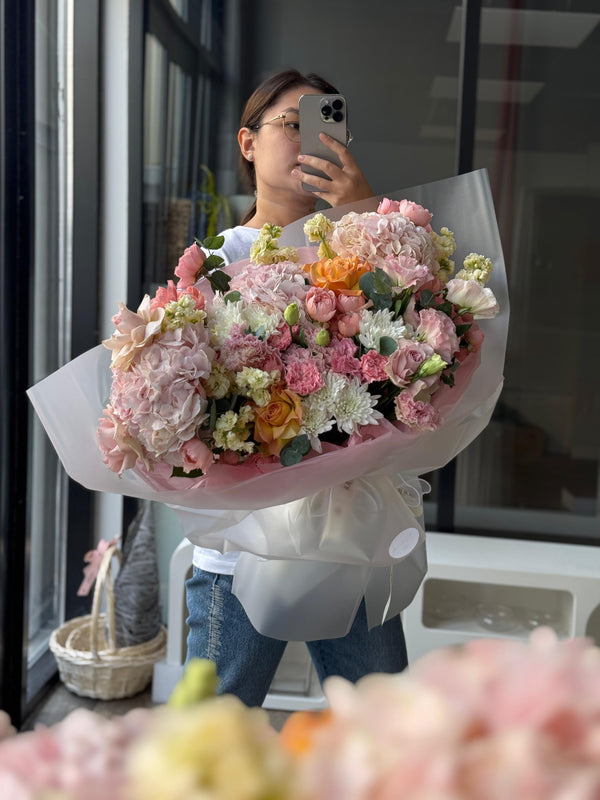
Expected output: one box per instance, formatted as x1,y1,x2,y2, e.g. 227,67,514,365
175,243,206,289
398,199,433,230
181,438,214,474
395,390,440,431
416,308,459,364
305,286,337,322
336,311,361,337
335,292,366,313
361,350,388,382
384,339,434,387
465,322,484,353
377,198,403,214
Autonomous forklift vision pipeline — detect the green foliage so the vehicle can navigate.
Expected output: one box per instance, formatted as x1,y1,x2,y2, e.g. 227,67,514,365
280,434,311,466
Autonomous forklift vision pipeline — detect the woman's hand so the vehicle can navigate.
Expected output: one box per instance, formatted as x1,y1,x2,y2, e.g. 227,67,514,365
292,133,373,207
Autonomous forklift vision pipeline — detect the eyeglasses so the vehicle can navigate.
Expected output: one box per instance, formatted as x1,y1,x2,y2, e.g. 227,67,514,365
252,111,353,146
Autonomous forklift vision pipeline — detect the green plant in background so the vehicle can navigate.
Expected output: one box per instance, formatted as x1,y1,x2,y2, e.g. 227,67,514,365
197,164,232,238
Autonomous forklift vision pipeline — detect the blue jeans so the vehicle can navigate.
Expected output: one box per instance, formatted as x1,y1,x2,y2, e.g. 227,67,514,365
185,567,408,707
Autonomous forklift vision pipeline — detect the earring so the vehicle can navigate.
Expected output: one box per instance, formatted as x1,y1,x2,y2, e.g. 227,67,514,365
247,153,253,161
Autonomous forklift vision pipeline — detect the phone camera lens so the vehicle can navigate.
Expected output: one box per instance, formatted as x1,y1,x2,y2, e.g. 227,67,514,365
332,111,343,122
332,98,343,110
321,104,332,118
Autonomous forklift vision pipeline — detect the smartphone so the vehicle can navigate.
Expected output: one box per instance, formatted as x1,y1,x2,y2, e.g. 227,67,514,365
299,93,348,192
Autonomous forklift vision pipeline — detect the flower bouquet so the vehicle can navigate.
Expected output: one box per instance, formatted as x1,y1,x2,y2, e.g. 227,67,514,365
28,169,509,639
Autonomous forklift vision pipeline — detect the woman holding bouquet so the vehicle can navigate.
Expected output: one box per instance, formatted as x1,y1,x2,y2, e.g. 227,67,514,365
185,69,409,707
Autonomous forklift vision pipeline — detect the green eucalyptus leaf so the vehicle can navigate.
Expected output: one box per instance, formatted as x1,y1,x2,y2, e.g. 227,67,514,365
379,336,397,356
224,291,241,304
454,323,472,337
419,289,435,307
202,235,225,250
203,254,225,271
208,269,231,293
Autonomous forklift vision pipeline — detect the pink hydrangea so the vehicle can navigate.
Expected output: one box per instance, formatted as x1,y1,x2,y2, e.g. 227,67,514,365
229,260,307,313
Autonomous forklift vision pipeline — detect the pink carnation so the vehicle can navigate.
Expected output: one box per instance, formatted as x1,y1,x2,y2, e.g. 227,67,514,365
268,323,293,351
285,359,324,395
416,308,460,364
361,350,388,382
218,330,283,375
395,390,440,431
327,336,362,377
175,243,206,289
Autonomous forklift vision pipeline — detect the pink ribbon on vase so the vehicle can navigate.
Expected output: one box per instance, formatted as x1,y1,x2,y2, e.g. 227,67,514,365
76,538,118,596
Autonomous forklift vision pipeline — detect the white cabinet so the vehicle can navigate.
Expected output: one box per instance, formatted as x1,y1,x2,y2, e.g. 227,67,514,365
402,532,600,663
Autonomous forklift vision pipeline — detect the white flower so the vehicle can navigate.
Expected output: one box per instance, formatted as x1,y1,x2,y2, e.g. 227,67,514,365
456,252,493,284
206,296,245,346
445,278,499,319
235,367,277,406
300,394,335,451
204,362,232,399
330,375,383,435
243,304,282,339
213,406,255,453
304,212,334,242
358,308,407,351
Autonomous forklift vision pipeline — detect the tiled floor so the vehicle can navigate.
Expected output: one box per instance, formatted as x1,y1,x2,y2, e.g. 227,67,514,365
20,679,291,732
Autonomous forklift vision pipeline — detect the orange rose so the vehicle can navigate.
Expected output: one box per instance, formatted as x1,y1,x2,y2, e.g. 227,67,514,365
303,255,372,294
253,386,303,457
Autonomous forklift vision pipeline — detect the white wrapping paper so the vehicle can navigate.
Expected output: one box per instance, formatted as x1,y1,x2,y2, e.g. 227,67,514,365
27,169,508,640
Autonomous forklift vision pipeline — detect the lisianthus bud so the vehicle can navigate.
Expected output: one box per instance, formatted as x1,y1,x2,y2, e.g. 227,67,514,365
284,302,299,325
413,353,447,380
315,329,330,347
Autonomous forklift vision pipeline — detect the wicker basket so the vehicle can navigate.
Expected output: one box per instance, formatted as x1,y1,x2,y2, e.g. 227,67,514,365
50,544,167,700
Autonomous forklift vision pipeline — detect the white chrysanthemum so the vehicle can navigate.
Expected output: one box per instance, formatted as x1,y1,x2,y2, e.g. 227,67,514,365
243,304,282,339
358,308,407,351
300,393,335,452
330,375,383,435
207,296,245,346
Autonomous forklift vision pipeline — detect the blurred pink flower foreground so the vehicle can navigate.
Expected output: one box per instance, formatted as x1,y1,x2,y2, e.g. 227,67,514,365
1,630,599,799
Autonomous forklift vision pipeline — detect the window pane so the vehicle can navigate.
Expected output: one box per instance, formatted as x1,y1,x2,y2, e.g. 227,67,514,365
456,2,600,543
28,0,68,690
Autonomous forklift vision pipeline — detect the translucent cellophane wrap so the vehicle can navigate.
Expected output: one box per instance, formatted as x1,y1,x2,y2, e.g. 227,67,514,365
28,169,508,640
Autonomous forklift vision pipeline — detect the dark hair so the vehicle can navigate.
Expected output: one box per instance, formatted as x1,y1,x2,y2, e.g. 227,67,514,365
239,69,338,225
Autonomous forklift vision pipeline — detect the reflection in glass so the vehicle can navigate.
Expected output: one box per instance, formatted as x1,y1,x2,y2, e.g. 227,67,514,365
455,2,600,544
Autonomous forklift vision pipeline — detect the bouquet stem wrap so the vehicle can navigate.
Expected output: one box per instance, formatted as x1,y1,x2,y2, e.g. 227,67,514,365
28,169,508,641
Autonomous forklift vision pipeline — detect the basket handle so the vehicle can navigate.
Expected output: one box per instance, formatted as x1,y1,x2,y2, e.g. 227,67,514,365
90,543,122,657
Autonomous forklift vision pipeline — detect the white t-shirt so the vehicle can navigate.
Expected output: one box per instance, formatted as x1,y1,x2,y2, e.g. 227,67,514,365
193,225,261,575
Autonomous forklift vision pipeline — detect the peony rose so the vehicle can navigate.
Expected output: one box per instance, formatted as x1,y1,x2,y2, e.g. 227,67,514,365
335,292,366,313
175,243,206,289
416,308,460,364
445,278,499,319
377,197,403,214
397,199,433,230
303,255,371,293
181,438,214,474
336,311,361,338
384,339,434,387
305,286,337,322
253,386,303,456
